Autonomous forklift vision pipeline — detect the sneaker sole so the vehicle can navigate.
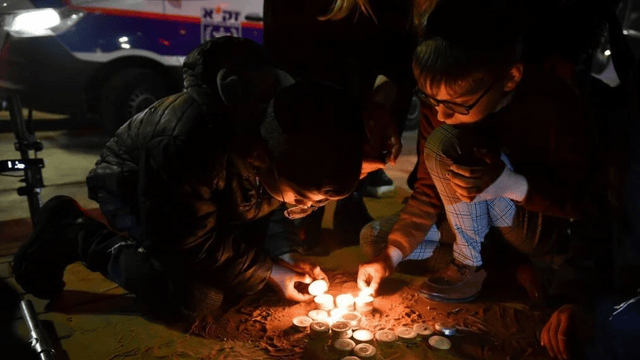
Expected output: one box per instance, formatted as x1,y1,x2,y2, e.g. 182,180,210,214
12,196,84,299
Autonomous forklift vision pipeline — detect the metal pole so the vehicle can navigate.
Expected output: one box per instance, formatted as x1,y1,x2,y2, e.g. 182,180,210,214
19,299,56,360
6,94,43,223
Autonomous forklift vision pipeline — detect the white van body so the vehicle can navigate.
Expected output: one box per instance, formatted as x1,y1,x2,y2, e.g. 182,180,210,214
0,0,264,129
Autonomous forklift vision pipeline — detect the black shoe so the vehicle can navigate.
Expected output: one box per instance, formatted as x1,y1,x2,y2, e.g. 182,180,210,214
12,196,87,299
363,169,395,198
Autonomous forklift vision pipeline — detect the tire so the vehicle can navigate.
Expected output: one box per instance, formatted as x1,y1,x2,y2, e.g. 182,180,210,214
100,68,170,133
403,94,421,131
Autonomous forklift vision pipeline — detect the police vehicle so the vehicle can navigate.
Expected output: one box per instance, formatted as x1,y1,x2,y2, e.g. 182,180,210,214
0,0,264,131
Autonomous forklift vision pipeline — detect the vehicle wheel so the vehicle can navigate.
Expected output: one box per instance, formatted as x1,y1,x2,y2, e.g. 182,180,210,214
403,95,421,132
100,68,169,133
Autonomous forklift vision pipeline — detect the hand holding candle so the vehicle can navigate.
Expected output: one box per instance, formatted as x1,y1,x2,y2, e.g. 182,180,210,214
357,256,394,296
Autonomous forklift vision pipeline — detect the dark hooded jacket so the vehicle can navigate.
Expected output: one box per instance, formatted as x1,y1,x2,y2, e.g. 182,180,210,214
86,37,291,295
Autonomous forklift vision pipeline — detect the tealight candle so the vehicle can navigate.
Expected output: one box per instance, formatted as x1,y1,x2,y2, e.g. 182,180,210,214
308,280,329,296
429,335,452,350
414,323,435,339
352,329,374,344
374,329,398,347
333,338,356,357
341,357,360,360
314,294,334,311
353,343,376,359
309,321,331,339
308,309,329,322
355,294,374,313
330,308,348,319
331,320,353,340
340,312,362,329
336,294,355,311
396,327,418,344
292,316,313,331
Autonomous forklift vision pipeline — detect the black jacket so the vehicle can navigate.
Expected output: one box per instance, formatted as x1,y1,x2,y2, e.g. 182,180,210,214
86,37,289,295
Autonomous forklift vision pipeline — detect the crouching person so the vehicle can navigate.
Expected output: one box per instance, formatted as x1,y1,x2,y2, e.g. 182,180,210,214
357,0,601,302
12,37,363,322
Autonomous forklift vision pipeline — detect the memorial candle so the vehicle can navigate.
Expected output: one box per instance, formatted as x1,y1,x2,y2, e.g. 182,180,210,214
308,280,328,296
355,294,374,313
336,294,355,311
314,294,334,311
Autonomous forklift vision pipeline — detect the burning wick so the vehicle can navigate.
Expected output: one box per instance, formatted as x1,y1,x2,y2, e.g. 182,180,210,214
308,280,328,296
336,294,355,311
314,294,334,311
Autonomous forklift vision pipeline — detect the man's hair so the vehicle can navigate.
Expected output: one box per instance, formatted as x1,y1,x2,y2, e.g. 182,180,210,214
413,0,523,91
261,81,364,198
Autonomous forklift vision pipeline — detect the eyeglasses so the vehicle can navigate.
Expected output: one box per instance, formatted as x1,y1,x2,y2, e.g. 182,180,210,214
271,165,318,220
414,78,496,115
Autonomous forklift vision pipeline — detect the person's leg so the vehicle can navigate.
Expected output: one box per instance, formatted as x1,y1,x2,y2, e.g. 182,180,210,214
419,124,494,302
13,196,193,320
360,213,441,261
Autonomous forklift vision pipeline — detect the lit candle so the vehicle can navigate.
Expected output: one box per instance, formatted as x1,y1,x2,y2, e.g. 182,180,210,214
309,321,331,340
331,320,353,340
353,343,376,359
308,309,329,322
374,330,397,348
314,294,334,311
336,294,355,311
414,323,434,339
333,338,356,357
292,316,313,331
429,335,452,350
340,357,360,360
396,327,418,344
352,329,374,344
340,312,362,329
330,308,348,324
308,280,328,296
355,294,374,314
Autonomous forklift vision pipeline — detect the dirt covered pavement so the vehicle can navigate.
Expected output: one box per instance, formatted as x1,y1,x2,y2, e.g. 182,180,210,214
191,267,553,360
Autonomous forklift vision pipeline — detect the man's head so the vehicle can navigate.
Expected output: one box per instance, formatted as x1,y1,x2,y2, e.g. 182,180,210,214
413,0,524,125
258,81,364,217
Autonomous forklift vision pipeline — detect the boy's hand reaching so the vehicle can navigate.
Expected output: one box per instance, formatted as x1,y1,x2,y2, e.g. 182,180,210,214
448,148,505,202
357,256,395,296
541,304,576,359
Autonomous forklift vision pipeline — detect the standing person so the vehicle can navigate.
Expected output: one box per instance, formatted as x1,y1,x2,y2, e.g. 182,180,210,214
357,0,601,302
263,0,434,248
12,37,365,321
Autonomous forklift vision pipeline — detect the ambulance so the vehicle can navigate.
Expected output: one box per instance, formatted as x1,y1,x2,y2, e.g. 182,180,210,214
0,0,265,131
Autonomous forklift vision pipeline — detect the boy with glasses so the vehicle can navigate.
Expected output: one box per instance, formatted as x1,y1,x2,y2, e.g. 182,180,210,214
13,37,364,323
357,0,600,303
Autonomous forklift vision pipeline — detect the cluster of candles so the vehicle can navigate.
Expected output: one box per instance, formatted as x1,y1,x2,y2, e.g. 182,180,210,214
291,280,453,358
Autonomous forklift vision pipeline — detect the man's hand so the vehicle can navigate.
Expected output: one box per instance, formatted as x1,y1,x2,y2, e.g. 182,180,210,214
357,256,394,296
278,253,329,284
448,148,505,202
268,264,314,302
541,304,575,360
